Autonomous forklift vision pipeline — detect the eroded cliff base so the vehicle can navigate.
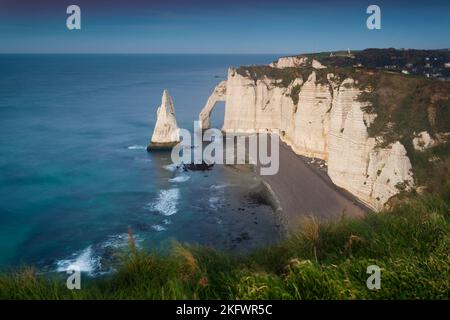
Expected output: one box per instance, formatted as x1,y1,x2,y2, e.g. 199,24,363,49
146,141,179,151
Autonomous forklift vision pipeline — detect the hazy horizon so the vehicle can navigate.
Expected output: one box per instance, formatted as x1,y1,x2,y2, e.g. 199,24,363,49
1,48,449,56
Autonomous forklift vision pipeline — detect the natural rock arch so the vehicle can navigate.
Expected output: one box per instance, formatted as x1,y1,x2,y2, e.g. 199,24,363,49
199,80,227,129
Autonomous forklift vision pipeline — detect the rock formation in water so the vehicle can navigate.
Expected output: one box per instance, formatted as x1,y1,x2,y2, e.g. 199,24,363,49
147,89,180,150
199,63,422,211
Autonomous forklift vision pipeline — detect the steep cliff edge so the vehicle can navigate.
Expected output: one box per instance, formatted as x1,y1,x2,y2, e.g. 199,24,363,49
147,90,180,150
201,52,449,210
326,78,414,209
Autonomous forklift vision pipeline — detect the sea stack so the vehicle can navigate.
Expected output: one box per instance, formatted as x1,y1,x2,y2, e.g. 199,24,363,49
147,89,180,151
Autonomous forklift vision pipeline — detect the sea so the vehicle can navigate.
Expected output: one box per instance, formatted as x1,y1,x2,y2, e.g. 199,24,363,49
0,54,282,276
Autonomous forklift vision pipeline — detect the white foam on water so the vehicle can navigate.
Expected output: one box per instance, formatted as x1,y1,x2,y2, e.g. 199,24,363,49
134,157,152,163
55,233,143,276
163,219,172,225
210,183,235,190
209,184,229,210
127,145,146,150
169,175,190,183
163,163,179,172
101,233,142,249
209,196,221,210
151,224,167,232
56,246,100,276
146,188,180,216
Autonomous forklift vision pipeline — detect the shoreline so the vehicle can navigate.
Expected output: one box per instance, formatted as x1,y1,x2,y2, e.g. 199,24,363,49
256,141,368,230
223,163,286,236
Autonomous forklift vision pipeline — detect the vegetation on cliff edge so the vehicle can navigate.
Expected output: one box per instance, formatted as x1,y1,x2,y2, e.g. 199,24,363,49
1,193,448,300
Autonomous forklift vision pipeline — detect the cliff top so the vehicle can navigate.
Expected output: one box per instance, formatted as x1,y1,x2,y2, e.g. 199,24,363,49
304,48,450,81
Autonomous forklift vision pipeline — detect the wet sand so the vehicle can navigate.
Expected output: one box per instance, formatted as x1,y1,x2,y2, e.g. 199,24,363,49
257,141,368,229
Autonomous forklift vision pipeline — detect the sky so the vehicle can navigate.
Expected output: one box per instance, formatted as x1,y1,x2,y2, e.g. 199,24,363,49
0,0,449,54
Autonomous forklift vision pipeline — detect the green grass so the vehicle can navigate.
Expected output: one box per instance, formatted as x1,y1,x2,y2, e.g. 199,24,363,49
1,194,449,300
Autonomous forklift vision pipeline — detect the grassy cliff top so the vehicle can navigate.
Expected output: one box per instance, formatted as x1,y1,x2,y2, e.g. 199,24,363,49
305,48,450,79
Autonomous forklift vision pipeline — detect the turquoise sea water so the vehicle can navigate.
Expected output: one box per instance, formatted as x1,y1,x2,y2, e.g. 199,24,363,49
0,54,282,275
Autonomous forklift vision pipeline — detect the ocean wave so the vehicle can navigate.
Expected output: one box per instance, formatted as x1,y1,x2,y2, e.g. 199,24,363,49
163,163,180,172
209,183,235,190
127,145,146,150
209,184,230,210
169,175,190,183
151,224,167,232
55,233,142,276
134,157,152,162
56,246,100,276
146,188,180,216
101,233,141,249
209,196,221,210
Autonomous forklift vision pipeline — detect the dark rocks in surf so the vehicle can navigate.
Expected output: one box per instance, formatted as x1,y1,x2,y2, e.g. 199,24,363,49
183,161,214,171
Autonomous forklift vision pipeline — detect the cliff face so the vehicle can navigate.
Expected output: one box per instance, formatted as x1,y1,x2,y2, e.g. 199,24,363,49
269,56,308,68
326,78,414,209
206,67,415,210
148,90,180,150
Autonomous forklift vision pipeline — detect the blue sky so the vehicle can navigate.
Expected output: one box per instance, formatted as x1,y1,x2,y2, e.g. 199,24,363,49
0,0,449,54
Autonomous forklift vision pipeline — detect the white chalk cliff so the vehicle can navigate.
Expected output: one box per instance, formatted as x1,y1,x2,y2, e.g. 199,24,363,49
312,59,327,69
412,131,436,151
269,56,308,68
148,89,180,150
200,66,415,211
